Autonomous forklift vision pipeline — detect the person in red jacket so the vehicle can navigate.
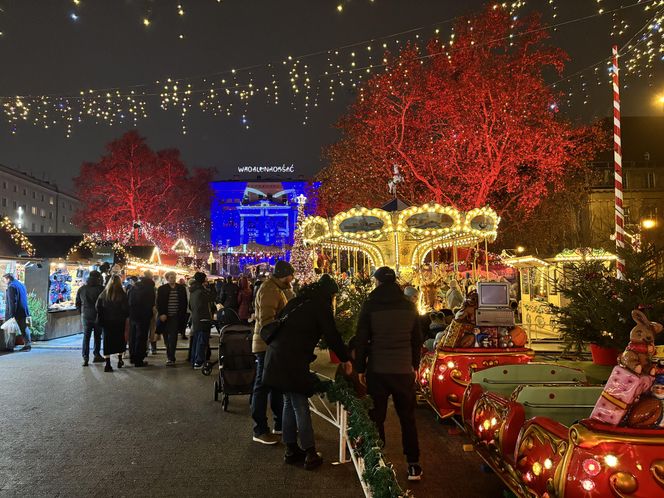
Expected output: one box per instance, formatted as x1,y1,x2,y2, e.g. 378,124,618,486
237,276,252,324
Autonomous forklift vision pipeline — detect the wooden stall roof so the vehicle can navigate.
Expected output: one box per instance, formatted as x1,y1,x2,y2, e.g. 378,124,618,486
27,235,84,259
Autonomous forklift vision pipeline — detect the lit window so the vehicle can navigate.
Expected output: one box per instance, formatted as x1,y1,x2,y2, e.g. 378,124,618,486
40,208,46,218
31,206,37,215
49,197,54,205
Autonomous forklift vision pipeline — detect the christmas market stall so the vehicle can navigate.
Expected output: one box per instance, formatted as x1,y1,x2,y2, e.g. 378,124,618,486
0,217,39,345
503,248,617,343
301,201,534,420
26,235,127,340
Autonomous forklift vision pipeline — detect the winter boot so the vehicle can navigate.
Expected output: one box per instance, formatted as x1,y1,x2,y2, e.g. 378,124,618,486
104,358,113,372
284,443,306,465
304,447,323,470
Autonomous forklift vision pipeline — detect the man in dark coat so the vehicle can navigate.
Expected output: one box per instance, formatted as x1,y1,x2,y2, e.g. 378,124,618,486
3,273,31,352
188,272,215,368
263,274,352,470
354,266,423,481
76,270,105,365
128,275,156,367
157,272,188,365
220,276,240,312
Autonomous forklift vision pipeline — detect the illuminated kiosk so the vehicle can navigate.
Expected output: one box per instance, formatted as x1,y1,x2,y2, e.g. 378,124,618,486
302,201,532,420
301,201,501,277
503,248,617,342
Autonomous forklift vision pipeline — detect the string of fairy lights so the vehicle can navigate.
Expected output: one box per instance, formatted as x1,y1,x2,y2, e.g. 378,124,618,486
0,0,663,136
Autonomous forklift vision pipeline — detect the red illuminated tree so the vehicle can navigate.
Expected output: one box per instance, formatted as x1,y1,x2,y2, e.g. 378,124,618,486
316,5,604,220
73,131,212,247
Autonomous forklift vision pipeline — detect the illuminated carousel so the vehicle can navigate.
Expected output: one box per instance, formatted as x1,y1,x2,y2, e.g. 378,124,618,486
301,200,501,280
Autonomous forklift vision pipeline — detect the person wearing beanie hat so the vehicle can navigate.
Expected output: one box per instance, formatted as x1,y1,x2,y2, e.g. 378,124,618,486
373,266,397,284
355,266,424,481
273,260,295,279
403,286,419,304
263,274,351,470
250,259,296,445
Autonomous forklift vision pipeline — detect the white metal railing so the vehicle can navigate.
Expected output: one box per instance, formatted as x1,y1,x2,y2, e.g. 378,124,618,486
308,372,392,498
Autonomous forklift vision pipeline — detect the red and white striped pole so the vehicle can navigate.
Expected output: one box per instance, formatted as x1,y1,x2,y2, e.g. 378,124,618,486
612,45,625,279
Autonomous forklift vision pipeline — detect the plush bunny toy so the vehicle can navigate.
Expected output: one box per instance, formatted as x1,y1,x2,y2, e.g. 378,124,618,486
619,309,663,376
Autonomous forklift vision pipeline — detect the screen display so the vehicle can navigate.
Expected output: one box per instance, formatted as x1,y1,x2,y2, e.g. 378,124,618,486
478,282,510,307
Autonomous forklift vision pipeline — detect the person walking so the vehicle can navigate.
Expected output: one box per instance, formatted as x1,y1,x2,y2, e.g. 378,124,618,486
250,260,294,445
75,270,105,366
128,273,156,367
354,267,424,481
220,276,239,313
263,274,352,469
188,272,215,369
96,275,130,373
157,271,188,366
236,276,252,324
3,273,31,352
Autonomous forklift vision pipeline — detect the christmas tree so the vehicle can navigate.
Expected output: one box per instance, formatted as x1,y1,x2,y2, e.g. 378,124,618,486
290,196,315,285
553,245,664,354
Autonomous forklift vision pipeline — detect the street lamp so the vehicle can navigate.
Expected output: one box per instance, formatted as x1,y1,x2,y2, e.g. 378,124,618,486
642,218,657,230
656,94,664,112
516,246,526,254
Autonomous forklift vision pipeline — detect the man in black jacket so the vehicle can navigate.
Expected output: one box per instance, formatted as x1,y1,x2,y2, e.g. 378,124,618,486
128,275,156,367
354,266,423,481
75,270,105,366
157,272,188,365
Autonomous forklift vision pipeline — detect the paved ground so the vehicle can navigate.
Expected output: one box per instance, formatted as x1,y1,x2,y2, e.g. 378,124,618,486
0,335,506,498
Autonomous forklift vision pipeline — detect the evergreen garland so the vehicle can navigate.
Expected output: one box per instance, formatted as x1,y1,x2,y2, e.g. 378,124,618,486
316,377,413,498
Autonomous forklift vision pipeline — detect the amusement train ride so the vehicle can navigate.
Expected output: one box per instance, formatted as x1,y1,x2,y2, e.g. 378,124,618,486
303,200,664,497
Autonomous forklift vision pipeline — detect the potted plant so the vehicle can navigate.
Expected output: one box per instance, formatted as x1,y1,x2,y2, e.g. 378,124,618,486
551,245,664,365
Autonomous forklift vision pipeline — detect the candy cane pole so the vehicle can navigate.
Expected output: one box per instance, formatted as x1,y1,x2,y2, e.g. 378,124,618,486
613,45,625,279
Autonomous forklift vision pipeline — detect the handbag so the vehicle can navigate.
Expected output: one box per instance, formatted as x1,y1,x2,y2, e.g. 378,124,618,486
259,299,307,345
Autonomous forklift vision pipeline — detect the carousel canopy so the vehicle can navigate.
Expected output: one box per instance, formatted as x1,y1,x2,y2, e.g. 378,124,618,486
301,203,500,270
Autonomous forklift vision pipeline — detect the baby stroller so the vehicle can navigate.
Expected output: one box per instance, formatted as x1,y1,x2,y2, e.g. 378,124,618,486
209,321,256,411
202,308,241,375
215,307,240,331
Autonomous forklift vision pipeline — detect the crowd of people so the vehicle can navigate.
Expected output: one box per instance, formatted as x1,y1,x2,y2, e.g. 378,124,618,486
4,260,425,482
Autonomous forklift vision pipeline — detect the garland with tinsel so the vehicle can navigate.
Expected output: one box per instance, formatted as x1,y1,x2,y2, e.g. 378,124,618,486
316,378,413,498
0,216,35,257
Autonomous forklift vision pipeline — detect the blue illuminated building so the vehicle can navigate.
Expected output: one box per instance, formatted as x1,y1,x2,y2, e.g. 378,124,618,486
210,180,316,251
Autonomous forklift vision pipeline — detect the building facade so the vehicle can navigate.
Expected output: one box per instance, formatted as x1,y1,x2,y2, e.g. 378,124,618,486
585,117,664,249
0,163,81,235
209,180,314,249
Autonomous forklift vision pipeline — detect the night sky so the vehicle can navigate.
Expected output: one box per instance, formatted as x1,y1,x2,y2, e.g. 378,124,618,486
0,0,662,191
